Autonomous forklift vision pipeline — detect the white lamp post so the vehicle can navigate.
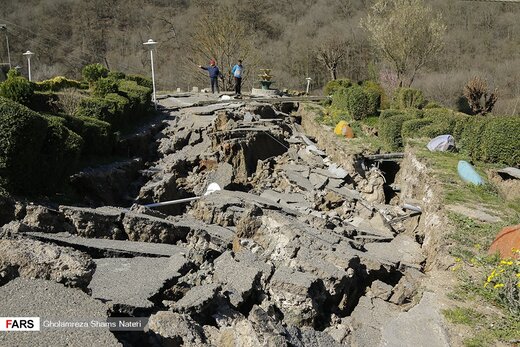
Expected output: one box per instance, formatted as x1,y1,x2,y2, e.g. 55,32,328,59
143,39,158,110
23,50,34,81
0,25,11,69
305,77,312,95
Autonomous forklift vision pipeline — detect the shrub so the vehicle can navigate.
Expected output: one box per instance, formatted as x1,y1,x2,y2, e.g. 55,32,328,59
424,101,443,109
105,93,130,115
63,115,113,155
418,108,467,138
323,78,352,96
0,97,48,193
0,97,82,194
108,71,126,80
362,80,387,110
393,87,425,109
35,76,83,92
125,74,153,89
401,118,433,138
332,85,378,120
380,108,423,120
463,76,498,115
39,116,83,191
0,76,34,105
479,116,520,166
459,117,487,161
82,63,109,86
94,78,119,97
118,80,152,117
75,97,118,124
379,114,415,150
6,68,20,79
29,91,59,113
56,88,83,115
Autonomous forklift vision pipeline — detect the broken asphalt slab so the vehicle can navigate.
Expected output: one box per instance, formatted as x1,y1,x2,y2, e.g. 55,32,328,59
0,278,120,347
88,255,190,311
23,231,186,257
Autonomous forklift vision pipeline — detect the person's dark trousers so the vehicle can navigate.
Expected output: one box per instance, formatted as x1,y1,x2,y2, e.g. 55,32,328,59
211,77,219,93
234,77,242,95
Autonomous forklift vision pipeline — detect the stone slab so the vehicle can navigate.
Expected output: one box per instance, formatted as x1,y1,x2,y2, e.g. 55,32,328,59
88,255,188,309
380,292,450,347
0,278,120,347
23,231,186,257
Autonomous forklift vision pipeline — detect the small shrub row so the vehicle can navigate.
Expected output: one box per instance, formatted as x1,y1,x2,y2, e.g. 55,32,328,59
35,76,83,92
379,107,520,165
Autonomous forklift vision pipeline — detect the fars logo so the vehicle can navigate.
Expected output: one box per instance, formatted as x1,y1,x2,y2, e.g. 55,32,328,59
0,317,40,331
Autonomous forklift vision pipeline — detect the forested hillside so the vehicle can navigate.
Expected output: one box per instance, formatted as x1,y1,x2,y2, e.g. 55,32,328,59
0,0,518,113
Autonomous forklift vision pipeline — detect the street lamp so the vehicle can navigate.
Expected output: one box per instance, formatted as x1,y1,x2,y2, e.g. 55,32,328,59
0,24,11,69
143,39,158,110
305,77,312,95
23,50,34,81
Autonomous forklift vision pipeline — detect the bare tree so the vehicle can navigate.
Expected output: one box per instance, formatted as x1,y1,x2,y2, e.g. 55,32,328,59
316,37,348,80
463,76,498,115
188,5,255,91
362,0,446,87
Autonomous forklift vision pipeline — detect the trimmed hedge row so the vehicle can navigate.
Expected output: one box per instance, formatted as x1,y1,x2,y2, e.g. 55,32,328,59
35,76,83,92
331,81,383,120
379,113,415,151
379,108,520,166
62,115,113,156
0,97,82,194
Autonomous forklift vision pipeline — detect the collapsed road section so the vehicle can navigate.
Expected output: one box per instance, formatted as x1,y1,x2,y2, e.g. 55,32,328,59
0,94,449,347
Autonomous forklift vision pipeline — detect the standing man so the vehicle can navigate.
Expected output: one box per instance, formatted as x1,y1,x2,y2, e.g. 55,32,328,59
231,60,243,97
199,59,222,93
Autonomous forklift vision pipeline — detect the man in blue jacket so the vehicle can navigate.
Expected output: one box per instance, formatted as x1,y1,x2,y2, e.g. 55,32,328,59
231,60,244,96
199,59,222,93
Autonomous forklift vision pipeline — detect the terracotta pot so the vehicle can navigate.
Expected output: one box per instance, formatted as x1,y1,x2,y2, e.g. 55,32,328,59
488,224,520,259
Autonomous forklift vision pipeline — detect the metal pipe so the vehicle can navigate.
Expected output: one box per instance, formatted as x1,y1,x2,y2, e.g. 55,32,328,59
143,196,200,208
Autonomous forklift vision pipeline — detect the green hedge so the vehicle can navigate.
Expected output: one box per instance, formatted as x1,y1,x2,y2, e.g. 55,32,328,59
417,109,468,138
392,88,425,109
94,78,119,97
479,117,520,166
118,80,152,117
63,115,113,155
82,63,109,86
0,97,48,192
29,91,59,113
323,78,352,96
125,74,153,89
379,114,415,150
0,76,34,106
380,106,519,165
75,97,118,124
331,85,379,120
401,118,434,138
0,97,82,194
40,117,83,190
35,76,83,92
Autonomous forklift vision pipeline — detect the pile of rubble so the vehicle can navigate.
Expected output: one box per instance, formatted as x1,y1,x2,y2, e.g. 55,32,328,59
0,96,449,346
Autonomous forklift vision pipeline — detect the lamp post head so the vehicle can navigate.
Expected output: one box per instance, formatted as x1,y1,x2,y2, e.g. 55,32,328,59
23,50,34,57
143,39,157,48
306,77,312,81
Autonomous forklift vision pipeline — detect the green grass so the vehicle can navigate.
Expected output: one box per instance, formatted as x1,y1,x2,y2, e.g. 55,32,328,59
443,307,484,326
